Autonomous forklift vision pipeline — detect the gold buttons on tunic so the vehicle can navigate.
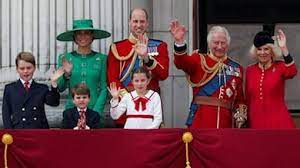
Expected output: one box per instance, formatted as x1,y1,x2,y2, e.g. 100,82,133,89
259,71,264,100
219,86,224,99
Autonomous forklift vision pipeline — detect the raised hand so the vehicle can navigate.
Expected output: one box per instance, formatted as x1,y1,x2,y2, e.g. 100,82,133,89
50,68,64,87
75,116,87,130
135,34,149,60
276,29,289,56
81,115,87,129
74,119,82,130
62,57,73,76
169,20,187,44
276,29,286,48
107,82,121,99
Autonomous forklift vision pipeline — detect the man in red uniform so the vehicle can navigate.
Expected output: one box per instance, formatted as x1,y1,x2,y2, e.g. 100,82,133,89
170,20,246,128
107,8,169,126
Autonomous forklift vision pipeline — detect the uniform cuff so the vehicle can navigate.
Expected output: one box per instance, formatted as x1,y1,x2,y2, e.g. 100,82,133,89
174,43,187,52
110,98,119,108
51,86,58,92
283,54,293,64
143,57,155,67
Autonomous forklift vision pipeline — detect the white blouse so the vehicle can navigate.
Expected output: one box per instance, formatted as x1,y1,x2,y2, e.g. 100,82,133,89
110,90,162,129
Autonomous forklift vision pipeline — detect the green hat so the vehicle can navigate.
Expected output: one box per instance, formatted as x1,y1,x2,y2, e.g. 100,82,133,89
56,19,111,41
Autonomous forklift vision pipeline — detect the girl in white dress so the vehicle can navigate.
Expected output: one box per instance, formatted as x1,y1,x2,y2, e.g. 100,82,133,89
108,67,162,129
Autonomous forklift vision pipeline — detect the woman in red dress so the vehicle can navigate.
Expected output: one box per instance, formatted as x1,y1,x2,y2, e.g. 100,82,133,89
246,29,297,128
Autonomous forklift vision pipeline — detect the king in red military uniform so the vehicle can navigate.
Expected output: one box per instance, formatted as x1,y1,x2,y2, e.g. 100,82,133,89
170,20,246,128
107,8,169,126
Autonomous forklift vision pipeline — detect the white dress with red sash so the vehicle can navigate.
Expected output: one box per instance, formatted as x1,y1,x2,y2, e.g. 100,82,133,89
110,90,162,129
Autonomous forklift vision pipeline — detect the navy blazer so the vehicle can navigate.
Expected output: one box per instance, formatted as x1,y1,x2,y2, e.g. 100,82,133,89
62,107,100,129
2,80,60,129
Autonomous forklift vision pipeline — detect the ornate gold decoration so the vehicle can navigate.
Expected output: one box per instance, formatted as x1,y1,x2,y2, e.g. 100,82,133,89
187,53,225,87
2,133,13,168
128,33,148,44
174,50,188,56
201,54,225,73
111,33,146,61
128,33,138,44
111,43,135,61
234,104,248,128
119,88,128,97
182,132,193,168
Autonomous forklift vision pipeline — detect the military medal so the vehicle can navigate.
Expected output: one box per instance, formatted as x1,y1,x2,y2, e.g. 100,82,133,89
226,88,233,98
231,79,236,90
148,46,159,57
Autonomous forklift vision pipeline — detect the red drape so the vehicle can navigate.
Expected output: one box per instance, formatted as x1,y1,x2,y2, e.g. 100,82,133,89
1,129,300,168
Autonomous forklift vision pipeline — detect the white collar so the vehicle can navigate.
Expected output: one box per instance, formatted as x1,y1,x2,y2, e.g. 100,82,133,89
77,107,88,112
130,90,154,100
20,79,32,86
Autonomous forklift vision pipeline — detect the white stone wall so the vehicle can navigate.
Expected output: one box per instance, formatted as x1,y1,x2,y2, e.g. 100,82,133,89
0,0,130,128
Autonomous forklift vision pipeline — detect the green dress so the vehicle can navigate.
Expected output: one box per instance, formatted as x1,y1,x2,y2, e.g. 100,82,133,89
57,51,107,126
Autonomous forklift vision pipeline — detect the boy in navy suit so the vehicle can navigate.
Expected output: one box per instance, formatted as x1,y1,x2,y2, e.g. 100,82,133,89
2,52,62,129
62,84,100,129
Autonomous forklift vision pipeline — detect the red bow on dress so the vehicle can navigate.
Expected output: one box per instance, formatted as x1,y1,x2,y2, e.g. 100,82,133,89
134,97,149,111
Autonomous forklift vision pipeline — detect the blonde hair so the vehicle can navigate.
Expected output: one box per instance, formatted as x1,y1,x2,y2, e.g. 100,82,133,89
249,43,282,60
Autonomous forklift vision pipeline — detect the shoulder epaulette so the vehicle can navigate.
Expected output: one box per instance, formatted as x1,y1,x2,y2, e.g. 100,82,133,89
148,39,162,46
149,38,162,42
111,40,135,61
227,57,242,68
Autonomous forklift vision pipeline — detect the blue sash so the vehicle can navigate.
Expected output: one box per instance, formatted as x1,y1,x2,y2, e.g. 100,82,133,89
120,39,162,87
186,59,240,125
121,58,140,87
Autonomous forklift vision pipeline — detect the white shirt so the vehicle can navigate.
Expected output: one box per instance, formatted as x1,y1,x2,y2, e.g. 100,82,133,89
20,78,32,88
110,90,162,129
77,107,87,113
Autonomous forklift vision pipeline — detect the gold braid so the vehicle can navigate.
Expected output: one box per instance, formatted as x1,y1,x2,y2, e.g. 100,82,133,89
111,43,135,61
187,53,223,87
200,54,221,73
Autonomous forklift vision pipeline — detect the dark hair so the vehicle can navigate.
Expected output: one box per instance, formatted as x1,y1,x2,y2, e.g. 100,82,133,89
71,83,90,98
73,30,94,43
131,67,151,80
129,8,148,20
253,31,274,48
15,52,36,67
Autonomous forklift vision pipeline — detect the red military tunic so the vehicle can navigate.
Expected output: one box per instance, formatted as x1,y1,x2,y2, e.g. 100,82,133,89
107,34,169,125
107,34,169,92
174,48,245,128
246,60,297,128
